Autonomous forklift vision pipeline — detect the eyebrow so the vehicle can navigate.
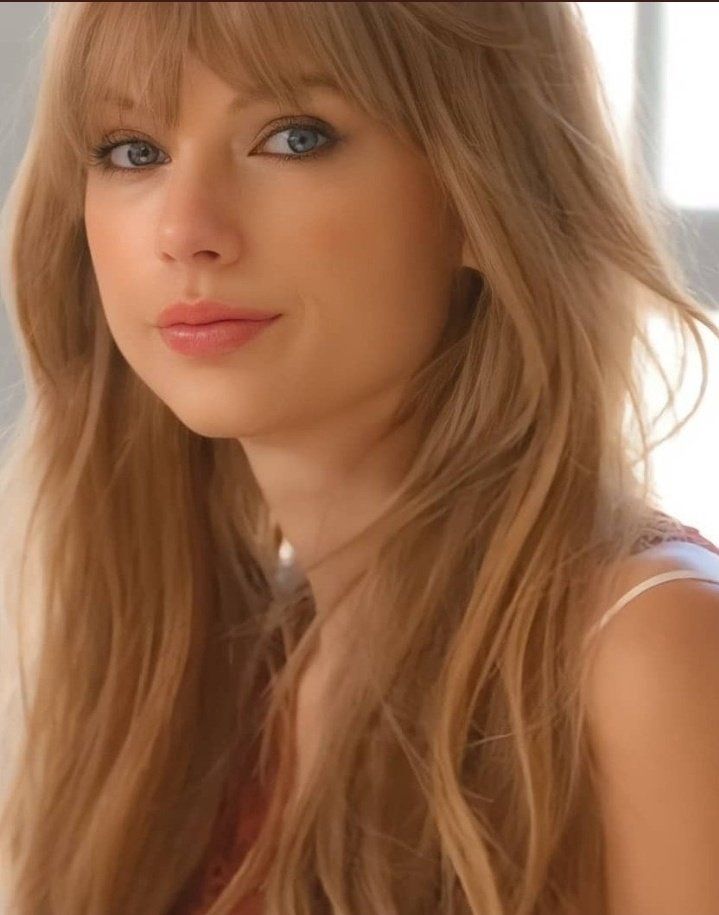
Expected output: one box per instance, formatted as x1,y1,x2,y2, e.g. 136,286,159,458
101,74,342,113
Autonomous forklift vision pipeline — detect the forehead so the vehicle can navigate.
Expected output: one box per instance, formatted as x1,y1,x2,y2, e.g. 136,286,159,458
95,72,344,120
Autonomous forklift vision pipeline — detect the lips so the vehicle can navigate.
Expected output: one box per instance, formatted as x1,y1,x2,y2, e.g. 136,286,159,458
158,316,280,356
157,299,282,327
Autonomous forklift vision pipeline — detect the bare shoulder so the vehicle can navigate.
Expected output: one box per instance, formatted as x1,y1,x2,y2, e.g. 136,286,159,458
584,535,719,732
582,539,719,914
588,536,719,648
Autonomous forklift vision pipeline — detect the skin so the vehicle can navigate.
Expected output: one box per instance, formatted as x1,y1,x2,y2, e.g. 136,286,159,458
84,54,478,652
85,58,719,906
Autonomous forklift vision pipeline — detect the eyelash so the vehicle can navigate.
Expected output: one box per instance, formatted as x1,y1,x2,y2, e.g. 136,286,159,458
86,117,338,175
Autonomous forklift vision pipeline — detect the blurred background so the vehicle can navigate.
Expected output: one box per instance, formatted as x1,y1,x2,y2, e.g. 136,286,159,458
0,2,717,539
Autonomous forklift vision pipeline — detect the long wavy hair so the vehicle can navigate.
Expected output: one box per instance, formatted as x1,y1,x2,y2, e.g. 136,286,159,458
1,3,717,913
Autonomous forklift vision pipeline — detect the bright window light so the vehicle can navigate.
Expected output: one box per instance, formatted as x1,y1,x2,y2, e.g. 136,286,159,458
660,2,719,209
577,2,719,542
576,2,636,151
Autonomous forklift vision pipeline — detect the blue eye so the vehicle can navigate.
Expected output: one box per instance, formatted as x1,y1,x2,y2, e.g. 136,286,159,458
259,122,335,160
86,118,339,176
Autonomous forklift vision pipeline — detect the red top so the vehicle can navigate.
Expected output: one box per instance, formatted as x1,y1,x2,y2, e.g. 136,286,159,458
172,511,719,914
169,764,272,915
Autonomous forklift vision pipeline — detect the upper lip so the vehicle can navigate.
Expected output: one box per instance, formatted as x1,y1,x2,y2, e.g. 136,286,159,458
157,299,282,327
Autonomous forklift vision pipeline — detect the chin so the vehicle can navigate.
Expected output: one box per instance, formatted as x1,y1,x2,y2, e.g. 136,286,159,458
167,411,254,439
161,402,278,440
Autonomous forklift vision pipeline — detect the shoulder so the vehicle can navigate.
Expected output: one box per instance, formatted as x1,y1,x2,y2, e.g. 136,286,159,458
585,537,719,752
585,537,719,677
583,540,719,914
591,528,719,617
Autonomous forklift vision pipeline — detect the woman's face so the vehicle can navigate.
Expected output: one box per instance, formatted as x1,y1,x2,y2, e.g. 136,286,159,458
84,54,465,440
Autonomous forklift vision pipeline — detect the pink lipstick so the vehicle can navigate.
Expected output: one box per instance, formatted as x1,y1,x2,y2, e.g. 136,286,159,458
157,299,282,356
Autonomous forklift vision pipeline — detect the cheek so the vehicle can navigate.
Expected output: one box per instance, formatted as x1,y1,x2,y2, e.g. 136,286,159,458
287,164,455,377
84,191,152,333
85,194,128,300
85,189,124,266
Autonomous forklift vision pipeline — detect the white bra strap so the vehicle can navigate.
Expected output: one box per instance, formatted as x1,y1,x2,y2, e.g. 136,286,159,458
592,569,719,638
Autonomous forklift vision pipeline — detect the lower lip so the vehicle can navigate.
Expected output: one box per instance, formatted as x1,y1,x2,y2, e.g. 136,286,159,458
158,316,281,356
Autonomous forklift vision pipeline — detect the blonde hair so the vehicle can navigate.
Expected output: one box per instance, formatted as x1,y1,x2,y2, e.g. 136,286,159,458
1,3,717,913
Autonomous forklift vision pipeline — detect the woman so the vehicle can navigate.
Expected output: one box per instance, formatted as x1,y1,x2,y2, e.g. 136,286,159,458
1,3,718,913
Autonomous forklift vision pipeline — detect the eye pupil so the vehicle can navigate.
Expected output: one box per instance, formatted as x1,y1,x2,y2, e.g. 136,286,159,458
126,141,157,167
286,127,318,155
